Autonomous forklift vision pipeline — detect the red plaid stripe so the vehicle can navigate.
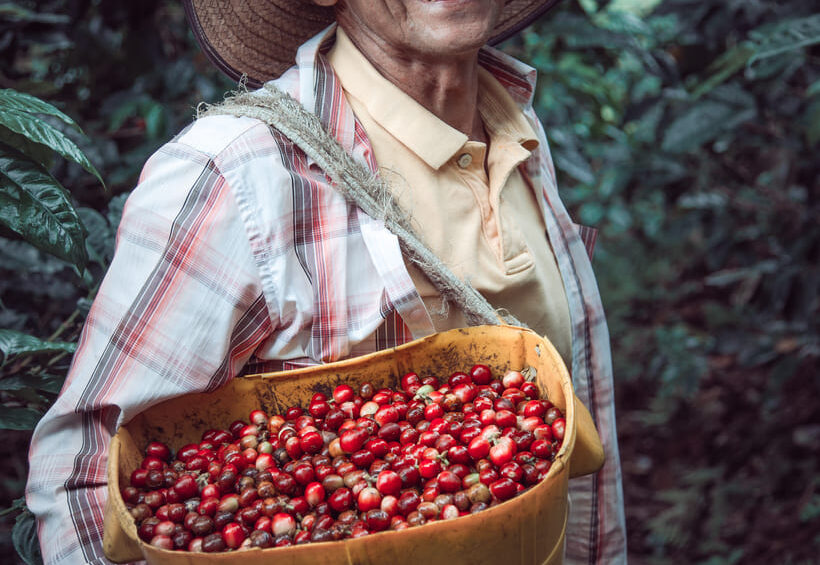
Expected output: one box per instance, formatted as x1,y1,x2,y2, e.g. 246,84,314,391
575,223,599,260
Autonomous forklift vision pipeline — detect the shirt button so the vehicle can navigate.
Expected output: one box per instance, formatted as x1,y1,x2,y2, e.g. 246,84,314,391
457,153,473,168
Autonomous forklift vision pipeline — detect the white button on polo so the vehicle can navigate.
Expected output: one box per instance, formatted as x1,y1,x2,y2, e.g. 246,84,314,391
457,153,473,168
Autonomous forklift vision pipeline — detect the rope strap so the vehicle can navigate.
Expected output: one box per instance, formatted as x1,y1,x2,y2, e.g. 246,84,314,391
198,85,523,328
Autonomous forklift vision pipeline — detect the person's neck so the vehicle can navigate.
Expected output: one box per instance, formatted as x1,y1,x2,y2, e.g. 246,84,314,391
344,31,486,143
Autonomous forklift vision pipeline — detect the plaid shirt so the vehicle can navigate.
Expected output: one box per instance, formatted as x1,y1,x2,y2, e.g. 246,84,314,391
26,26,626,565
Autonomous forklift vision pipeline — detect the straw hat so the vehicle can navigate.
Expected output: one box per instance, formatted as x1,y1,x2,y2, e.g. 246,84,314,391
184,0,562,87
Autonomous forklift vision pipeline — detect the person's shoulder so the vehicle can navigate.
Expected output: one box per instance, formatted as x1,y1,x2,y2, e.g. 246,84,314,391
132,112,283,204
172,113,271,160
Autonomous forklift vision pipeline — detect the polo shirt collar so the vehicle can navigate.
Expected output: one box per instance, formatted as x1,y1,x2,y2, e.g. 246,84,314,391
328,27,537,171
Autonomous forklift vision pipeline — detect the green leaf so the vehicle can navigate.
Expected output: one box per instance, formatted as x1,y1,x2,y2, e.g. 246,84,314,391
106,192,129,232
691,43,756,99
662,102,735,152
748,14,820,66
0,127,55,171
578,0,598,15
0,373,65,395
0,497,26,518
106,98,142,133
606,0,663,17
594,9,653,37
548,13,639,51
0,143,88,268
0,384,50,405
0,89,81,132
800,493,820,522
553,148,596,184
12,503,43,565
0,376,28,391
143,101,167,140
0,107,103,186
0,3,69,25
579,201,605,225
30,373,66,395
0,329,76,363
77,206,112,268
0,407,43,430
661,98,756,153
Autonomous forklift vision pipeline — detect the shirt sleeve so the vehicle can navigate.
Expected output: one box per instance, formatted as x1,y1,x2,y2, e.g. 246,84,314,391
25,139,273,565
521,106,628,565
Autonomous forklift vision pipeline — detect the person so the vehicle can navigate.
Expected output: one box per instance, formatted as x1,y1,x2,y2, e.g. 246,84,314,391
26,0,627,563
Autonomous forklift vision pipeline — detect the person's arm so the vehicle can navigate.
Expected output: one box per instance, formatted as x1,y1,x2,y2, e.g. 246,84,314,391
25,137,272,564
521,106,628,564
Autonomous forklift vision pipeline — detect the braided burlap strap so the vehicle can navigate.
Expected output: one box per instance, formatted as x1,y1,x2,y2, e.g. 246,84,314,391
197,84,523,328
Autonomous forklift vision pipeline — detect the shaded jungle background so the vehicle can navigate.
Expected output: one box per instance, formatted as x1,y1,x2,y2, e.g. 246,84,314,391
0,0,817,563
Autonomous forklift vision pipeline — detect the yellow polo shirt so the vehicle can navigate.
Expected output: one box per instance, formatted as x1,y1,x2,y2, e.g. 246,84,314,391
328,29,572,365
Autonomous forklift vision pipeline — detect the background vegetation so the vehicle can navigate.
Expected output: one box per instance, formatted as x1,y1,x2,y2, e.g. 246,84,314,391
0,0,817,563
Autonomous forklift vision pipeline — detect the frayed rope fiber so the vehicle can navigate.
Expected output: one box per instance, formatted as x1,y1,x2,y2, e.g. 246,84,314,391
198,83,524,328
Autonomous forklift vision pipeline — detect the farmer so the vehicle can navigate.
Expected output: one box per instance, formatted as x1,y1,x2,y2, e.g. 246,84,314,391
27,0,626,563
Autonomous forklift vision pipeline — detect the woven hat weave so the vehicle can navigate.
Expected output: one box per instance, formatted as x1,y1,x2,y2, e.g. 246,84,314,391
184,0,562,87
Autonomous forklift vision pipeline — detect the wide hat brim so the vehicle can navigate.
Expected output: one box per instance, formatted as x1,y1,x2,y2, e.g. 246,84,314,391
184,0,562,88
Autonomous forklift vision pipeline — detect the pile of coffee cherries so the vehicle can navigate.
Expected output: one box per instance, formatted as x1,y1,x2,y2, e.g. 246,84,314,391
123,365,566,552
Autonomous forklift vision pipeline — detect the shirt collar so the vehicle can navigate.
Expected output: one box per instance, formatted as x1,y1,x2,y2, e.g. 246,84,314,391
477,68,539,153
327,27,538,170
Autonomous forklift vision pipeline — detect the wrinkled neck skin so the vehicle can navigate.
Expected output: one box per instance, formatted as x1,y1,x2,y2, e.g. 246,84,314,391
338,23,487,143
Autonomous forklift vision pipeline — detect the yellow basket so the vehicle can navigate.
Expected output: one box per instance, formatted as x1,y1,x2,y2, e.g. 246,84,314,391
104,325,604,565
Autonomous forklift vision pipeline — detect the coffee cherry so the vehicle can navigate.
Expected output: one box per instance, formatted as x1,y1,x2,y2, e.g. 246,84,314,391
125,364,566,553
328,487,353,513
